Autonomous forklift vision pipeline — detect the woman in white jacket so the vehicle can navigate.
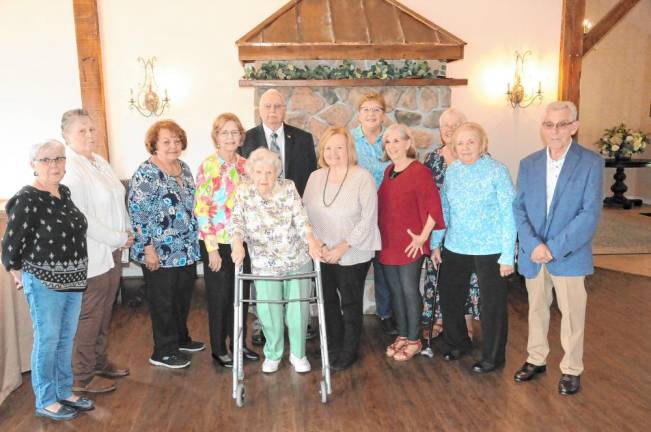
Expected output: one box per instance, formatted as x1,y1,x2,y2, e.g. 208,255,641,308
61,109,133,394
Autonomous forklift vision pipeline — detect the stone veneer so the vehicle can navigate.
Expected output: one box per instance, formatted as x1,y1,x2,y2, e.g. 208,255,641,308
252,85,451,150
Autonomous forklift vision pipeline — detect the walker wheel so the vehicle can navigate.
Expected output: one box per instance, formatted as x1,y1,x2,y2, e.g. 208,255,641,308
320,380,327,404
236,382,245,407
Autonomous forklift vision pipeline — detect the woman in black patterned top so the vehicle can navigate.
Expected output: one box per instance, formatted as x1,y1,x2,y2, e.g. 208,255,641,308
1,139,93,421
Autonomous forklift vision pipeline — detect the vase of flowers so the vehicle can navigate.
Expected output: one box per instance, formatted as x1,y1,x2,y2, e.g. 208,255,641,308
597,123,648,160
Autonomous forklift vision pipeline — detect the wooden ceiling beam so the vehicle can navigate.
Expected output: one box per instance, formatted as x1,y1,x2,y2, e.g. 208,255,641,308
558,0,585,110
72,0,110,160
582,0,640,56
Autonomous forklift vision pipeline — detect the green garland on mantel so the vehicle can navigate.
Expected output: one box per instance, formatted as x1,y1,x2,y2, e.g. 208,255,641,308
243,59,446,80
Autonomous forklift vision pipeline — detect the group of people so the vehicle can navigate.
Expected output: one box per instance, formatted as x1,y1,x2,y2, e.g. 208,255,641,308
1,89,603,421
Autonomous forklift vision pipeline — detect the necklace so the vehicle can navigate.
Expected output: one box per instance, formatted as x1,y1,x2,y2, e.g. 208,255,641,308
322,166,349,207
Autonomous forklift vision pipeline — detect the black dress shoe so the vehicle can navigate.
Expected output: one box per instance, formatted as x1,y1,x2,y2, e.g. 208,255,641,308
380,317,398,335
514,362,547,383
242,346,260,361
471,361,503,374
212,353,233,368
558,374,581,395
331,355,356,372
306,324,318,340
252,330,266,346
442,350,463,361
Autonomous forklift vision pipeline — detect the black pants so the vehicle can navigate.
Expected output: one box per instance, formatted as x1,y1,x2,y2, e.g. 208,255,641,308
438,248,508,366
142,264,197,359
200,241,251,357
383,257,425,341
321,260,372,362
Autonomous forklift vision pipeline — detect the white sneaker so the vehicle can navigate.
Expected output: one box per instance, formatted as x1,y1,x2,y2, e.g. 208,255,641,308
289,354,311,373
262,358,281,373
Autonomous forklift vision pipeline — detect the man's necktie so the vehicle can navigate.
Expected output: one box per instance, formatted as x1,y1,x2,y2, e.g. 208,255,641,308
269,132,284,178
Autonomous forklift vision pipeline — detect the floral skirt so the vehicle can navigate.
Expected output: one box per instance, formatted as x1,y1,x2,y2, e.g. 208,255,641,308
421,256,480,324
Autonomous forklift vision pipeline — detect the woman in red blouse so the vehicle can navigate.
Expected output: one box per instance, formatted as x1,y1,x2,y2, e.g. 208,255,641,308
378,124,445,361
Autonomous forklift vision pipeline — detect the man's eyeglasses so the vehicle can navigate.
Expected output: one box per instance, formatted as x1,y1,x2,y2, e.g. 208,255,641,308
261,103,285,111
34,156,66,166
542,121,575,131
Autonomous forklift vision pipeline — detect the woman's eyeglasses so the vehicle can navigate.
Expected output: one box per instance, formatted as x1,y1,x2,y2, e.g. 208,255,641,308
34,156,66,166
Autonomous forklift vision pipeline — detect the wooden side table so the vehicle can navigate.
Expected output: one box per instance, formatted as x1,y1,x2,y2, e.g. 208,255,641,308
603,158,651,209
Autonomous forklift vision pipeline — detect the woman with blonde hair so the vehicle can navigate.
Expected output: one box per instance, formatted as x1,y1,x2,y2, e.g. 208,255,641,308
378,123,445,361
194,113,259,367
303,127,381,371
431,122,516,373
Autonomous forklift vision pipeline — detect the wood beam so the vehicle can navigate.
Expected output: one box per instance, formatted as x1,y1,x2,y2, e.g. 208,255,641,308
558,0,585,111
583,0,640,56
72,0,110,160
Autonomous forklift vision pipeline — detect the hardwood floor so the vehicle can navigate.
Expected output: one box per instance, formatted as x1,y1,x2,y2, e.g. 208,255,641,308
1,268,650,431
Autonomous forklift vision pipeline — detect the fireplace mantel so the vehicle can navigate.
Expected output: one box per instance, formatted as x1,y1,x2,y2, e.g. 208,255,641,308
239,78,468,88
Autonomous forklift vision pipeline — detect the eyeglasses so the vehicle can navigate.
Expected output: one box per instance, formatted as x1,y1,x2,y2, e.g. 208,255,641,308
34,156,66,166
542,121,575,131
360,107,384,114
218,130,241,138
261,103,285,111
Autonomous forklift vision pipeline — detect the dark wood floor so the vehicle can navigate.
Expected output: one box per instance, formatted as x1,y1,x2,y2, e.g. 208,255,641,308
1,268,650,431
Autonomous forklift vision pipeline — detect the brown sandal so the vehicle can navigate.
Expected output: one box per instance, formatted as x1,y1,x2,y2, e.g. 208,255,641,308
386,336,408,357
393,340,422,362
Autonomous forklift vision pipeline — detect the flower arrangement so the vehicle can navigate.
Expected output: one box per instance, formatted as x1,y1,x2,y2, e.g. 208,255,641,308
597,124,648,158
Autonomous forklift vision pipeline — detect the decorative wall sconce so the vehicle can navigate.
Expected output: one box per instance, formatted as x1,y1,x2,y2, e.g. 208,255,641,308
128,57,170,117
506,51,543,109
583,19,593,34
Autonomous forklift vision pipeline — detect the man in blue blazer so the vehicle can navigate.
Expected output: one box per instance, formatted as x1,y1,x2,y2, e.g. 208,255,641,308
513,101,603,395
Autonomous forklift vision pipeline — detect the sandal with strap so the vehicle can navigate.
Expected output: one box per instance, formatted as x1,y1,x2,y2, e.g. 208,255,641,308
386,336,408,357
393,340,422,362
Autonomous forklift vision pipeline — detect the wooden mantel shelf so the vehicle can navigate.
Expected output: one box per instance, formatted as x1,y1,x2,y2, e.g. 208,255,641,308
239,78,468,88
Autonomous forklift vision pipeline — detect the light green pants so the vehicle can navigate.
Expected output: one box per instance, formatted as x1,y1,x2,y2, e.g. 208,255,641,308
255,261,312,361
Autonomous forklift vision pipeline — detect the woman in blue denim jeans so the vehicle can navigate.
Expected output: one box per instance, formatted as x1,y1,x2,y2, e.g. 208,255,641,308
2,139,93,421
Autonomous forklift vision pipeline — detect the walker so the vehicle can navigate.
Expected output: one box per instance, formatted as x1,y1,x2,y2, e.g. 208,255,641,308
232,260,332,407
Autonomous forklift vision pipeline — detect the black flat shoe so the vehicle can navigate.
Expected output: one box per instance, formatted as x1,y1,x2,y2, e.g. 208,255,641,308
331,354,357,372
242,346,260,361
442,350,463,361
380,317,398,335
471,361,504,374
514,362,547,383
252,331,266,346
59,396,95,411
212,353,233,368
558,374,581,395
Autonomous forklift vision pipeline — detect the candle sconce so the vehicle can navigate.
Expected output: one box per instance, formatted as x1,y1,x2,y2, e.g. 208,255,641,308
506,51,543,109
128,57,170,117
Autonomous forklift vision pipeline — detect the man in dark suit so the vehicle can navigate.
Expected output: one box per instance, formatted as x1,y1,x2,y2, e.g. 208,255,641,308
240,88,318,346
240,88,317,196
512,101,603,396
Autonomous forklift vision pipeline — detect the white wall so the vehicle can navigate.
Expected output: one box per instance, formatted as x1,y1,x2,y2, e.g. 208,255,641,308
99,0,562,180
2,0,563,195
0,0,81,198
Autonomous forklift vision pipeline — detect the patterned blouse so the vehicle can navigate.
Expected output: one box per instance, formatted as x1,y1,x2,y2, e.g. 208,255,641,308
423,148,446,190
430,155,516,265
2,185,88,291
194,153,247,252
128,159,200,268
230,179,311,276
351,126,389,189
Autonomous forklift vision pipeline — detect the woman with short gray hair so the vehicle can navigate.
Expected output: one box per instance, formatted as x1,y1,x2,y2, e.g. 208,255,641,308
231,147,321,374
2,139,93,420
61,109,133,394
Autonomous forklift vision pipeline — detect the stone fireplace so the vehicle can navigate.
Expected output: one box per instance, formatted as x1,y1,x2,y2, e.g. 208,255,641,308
236,0,468,313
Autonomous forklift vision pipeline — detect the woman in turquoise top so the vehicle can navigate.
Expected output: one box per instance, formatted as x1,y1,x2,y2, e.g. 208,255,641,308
351,92,395,335
430,122,516,374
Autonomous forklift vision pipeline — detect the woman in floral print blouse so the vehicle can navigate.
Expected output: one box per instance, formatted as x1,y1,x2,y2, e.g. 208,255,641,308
194,113,259,367
128,120,203,370
231,148,321,374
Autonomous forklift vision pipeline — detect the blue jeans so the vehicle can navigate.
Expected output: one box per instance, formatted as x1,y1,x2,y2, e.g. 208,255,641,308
373,257,392,319
22,272,83,409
